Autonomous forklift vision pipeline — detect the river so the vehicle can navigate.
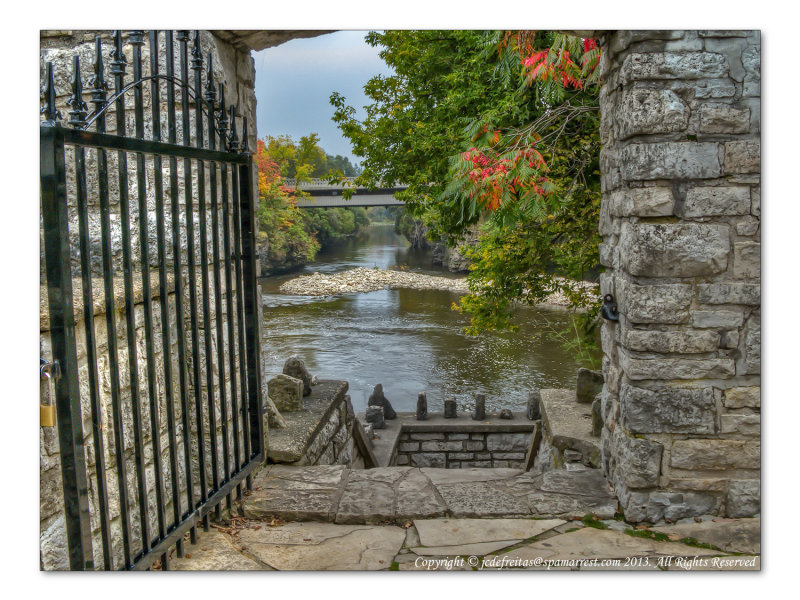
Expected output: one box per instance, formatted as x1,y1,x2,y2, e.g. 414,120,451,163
259,224,600,413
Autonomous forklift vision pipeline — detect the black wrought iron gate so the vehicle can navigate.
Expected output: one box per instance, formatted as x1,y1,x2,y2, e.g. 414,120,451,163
40,30,264,570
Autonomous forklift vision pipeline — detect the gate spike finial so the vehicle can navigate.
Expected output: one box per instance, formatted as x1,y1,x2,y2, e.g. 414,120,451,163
228,105,238,152
191,30,203,71
204,52,216,107
41,61,61,124
109,30,127,77
88,35,109,114
216,82,228,139
67,55,89,128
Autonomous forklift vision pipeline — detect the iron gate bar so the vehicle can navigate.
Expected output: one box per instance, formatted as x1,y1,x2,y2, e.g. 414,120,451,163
70,53,114,569
41,124,94,571
92,35,133,570
191,33,222,525
41,29,264,571
132,29,169,558
231,162,253,478
148,29,178,570
177,30,209,537
165,29,196,553
112,28,153,560
61,128,249,164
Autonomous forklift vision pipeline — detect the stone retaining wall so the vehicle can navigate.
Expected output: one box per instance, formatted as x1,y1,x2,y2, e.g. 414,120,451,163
395,431,529,468
266,381,368,469
596,30,761,521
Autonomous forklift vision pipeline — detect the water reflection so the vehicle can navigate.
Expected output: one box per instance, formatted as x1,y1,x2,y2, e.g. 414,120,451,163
260,225,599,413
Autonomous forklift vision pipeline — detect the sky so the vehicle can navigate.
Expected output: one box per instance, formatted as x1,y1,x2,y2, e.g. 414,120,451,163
253,31,393,166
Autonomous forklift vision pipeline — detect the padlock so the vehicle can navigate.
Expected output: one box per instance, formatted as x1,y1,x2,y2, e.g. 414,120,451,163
41,402,56,428
40,358,58,428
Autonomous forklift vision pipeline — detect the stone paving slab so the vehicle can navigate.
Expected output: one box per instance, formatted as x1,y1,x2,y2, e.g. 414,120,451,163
414,518,566,546
170,529,268,571
242,465,618,522
651,517,760,554
169,515,759,571
505,527,727,563
237,522,405,570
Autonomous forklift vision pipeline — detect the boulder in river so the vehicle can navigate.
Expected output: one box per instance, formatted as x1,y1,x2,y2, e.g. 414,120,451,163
499,408,514,420
368,383,397,420
283,355,313,396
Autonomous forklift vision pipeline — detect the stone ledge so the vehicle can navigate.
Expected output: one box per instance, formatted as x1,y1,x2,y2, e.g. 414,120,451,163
267,379,349,464
540,388,601,467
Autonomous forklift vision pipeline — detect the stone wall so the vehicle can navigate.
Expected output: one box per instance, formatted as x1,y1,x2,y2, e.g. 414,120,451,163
596,30,761,521
395,430,530,468
39,30,264,569
40,280,246,570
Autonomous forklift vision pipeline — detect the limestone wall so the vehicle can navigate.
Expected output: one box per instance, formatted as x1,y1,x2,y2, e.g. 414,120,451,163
39,30,264,569
596,31,760,521
40,280,246,570
395,431,530,468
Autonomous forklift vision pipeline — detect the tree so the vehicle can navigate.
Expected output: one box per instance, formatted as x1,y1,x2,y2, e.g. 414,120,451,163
331,31,602,337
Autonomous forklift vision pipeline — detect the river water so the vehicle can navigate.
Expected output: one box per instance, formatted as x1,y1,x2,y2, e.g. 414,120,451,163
260,224,600,413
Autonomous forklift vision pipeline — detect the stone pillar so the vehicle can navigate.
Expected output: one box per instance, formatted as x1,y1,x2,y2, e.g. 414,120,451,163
597,31,760,522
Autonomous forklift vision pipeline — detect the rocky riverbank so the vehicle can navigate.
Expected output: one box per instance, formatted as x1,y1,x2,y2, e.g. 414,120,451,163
277,267,598,309
279,267,469,296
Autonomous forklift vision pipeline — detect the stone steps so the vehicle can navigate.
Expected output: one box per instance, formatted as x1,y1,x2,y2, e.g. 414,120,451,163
240,465,618,524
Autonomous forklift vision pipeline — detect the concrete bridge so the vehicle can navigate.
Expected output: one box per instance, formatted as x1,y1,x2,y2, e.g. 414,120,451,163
284,177,406,208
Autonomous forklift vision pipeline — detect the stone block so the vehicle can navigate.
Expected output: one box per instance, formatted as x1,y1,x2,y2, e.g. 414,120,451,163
725,141,760,174
622,52,729,82
620,351,735,380
681,186,750,217
733,241,760,279
738,313,760,375
620,383,717,434
486,432,529,453
646,491,719,523
613,427,663,488
698,30,750,37
268,374,303,412
720,329,740,348
735,216,760,236
410,453,446,468
624,328,719,353
615,89,689,140
398,442,419,453
670,439,760,470
621,142,722,181
726,480,760,517
697,282,760,305
576,368,604,404
409,433,445,441
420,441,465,452
619,222,729,277
699,104,750,134
724,386,760,409
692,309,744,328
609,187,674,217
693,79,737,99
618,279,692,324
720,414,760,436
